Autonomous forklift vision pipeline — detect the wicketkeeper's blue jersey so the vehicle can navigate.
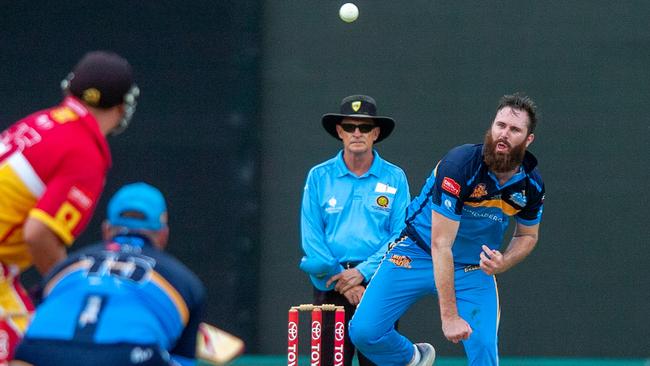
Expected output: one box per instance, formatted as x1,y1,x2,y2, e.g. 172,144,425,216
25,234,205,361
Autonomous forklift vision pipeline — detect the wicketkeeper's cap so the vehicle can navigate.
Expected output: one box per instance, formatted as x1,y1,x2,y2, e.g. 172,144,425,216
107,182,167,231
299,256,344,291
67,50,135,109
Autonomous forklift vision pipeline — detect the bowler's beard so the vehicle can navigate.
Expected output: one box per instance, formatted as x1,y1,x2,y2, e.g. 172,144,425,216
483,130,527,173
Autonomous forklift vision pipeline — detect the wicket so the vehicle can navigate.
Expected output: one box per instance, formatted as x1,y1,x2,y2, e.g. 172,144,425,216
287,304,345,366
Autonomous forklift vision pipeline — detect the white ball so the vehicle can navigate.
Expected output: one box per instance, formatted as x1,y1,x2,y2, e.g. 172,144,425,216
339,3,359,23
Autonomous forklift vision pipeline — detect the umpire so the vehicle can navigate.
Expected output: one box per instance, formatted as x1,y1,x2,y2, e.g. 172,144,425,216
299,95,410,366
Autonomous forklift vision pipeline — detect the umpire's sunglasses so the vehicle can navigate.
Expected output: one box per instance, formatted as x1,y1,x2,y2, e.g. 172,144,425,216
339,123,376,133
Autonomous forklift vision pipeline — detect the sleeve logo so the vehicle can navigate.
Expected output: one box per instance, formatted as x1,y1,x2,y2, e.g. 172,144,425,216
441,177,461,197
54,201,82,233
67,186,93,210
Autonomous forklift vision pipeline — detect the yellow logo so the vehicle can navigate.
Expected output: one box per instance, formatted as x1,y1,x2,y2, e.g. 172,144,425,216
50,107,79,124
54,201,82,233
351,101,361,112
470,183,488,199
82,88,101,106
376,195,389,207
389,254,412,268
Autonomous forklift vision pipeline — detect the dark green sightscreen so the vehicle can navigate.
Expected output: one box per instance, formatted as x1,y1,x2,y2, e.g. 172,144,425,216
259,0,649,359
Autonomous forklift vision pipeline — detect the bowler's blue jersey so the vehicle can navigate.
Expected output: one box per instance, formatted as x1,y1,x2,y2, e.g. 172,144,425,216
301,150,410,280
405,144,544,265
25,235,205,360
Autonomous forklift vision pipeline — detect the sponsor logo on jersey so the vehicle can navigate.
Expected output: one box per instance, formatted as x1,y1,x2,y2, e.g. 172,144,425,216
130,347,154,364
441,177,460,197
389,254,412,268
470,183,488,199
509,191,527,207
325,197,342,214
35,114,54,130
464,265,481,272
376,195,389,207
68,186,93,210
462,207,504,222
444,198,453,210
50,106,79,124
440,193,458,215
54,201,82,232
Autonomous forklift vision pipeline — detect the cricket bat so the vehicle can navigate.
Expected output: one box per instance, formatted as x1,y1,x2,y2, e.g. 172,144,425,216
196,322,245,366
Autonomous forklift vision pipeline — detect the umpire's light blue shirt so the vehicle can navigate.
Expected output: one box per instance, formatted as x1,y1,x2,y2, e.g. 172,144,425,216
301,150,410,282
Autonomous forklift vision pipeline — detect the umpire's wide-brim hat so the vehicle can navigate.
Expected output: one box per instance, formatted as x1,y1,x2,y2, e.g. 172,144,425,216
321,95,395,143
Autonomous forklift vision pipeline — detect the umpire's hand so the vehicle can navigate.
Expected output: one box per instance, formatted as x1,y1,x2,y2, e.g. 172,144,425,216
326,268,364,294
342,285,365,306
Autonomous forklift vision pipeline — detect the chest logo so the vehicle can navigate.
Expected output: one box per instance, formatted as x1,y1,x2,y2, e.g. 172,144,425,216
389,254,412,268
376,195,389,207
325,197,342,214
470,183,488,199
509,191,527,207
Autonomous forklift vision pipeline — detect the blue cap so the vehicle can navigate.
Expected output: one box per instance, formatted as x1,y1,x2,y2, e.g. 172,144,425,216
107,182,167,231
299,256,344,291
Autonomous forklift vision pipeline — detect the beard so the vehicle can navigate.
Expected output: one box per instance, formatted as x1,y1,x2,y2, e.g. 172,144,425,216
483,130,527,173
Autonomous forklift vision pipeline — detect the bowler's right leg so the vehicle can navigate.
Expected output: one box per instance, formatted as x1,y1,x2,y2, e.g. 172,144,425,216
349,240,434,366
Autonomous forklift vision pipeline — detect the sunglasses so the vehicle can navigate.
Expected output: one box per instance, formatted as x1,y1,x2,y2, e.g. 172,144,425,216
339,123,376,133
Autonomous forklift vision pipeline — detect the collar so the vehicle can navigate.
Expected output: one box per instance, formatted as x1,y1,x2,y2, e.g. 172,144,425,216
334,150,383,178
62,96,112,168
109,233,154,248
521,150,539,172
487,165,526,190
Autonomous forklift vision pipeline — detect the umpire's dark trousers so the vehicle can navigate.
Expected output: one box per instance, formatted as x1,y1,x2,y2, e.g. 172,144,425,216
313,286,376,366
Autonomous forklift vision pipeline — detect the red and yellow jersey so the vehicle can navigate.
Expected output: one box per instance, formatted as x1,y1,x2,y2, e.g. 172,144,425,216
0,96,111,270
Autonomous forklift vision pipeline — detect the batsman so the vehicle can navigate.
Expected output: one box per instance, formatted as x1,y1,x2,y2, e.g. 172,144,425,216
0,50,139,363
